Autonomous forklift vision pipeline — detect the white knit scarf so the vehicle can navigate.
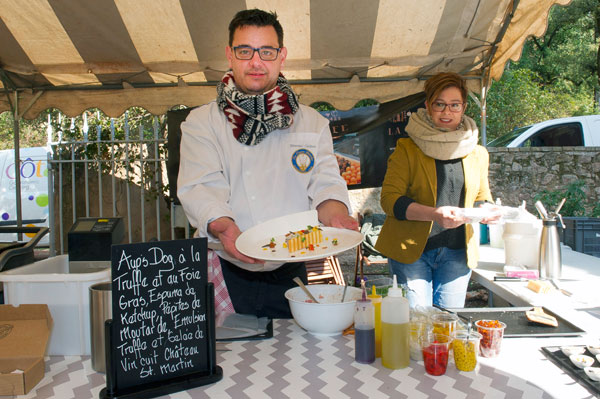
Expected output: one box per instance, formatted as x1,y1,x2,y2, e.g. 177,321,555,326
405,108,478,160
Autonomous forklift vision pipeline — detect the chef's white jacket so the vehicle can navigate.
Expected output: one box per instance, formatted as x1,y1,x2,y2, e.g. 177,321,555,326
177,101,351,271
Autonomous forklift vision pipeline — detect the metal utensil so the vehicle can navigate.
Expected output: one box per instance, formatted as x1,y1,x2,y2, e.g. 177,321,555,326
467,316,473,342
293,277,319,303
432,303,470,324
340,284,348,303
550,279,573,297
535,201,549,219
554,198,566,216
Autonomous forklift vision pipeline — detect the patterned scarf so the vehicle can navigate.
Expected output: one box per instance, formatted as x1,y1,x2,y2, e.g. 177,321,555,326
406,108,479,160
216,71,300,146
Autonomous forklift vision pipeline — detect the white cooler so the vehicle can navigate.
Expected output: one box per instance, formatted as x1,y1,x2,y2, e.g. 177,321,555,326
0,255,110,355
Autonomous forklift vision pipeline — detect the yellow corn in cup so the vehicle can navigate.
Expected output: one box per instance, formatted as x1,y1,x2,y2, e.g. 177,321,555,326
453,331,482,371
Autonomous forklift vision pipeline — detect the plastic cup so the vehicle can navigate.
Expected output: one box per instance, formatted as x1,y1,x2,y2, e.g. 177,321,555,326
453,331,482,371
475,320,506,358
409,321,432,361
421,333,451,376
430,312,459,339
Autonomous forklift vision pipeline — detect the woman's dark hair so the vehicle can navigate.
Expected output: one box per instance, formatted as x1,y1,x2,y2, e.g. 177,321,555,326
424,72,468,107
229,9,283,47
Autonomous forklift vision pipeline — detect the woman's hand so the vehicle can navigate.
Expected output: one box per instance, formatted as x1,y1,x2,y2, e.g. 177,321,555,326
406,202,465,228
479,202,503,224
432,206,467,228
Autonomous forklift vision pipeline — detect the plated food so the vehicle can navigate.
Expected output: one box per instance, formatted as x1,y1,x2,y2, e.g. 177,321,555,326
459,207,500,223
586,345,600,356
561,346,586,357
526,307,558,326
236,210,363,262
569,354,594,369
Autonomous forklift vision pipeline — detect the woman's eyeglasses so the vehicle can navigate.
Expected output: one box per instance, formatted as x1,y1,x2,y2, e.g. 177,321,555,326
431,102,464,113
232,46,281,61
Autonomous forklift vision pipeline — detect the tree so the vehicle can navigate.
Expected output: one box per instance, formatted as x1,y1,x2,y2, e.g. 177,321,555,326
469,0,600,141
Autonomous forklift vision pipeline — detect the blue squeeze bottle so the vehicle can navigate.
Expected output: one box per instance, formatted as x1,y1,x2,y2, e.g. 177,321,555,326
354,280,375,364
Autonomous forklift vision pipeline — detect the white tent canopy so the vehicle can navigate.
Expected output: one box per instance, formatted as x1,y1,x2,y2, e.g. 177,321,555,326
0,0,570,119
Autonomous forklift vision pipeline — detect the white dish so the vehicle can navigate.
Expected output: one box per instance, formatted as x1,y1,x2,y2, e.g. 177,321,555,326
561,346,586,357
236,210,363,262
584,367,600,382
285,284,362,337
569,354,594,369
460,207,499,223
586,345,600,356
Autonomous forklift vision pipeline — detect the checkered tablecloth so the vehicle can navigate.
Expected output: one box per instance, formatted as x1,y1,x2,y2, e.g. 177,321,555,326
21,320,594,399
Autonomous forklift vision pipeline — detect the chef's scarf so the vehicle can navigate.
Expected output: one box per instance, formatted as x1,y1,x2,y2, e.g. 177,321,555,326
216,70,300,146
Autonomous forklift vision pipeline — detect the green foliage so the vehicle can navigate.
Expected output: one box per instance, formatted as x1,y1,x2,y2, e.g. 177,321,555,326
533,180,587,217
592,202,600,218
470,69,594,140
0,110,49,150
468,0,599,142
311,98,379,112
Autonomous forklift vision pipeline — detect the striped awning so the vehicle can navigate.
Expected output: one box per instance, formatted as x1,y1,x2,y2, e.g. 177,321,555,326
0,0,570,118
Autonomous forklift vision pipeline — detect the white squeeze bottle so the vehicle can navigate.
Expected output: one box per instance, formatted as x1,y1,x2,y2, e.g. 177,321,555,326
381,275,410,369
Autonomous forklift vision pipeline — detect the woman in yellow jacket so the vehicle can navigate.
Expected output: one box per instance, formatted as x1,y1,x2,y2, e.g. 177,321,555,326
375,72,499,308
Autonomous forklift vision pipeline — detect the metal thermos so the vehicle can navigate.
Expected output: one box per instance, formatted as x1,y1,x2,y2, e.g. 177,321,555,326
539,219,562,279
536,200,565,280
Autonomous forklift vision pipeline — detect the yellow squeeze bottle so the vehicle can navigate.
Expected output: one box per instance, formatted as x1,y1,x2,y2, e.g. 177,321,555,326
367,285,382,357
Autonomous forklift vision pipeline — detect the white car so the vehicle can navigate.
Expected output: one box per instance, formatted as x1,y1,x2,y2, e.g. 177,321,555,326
487,115,600,147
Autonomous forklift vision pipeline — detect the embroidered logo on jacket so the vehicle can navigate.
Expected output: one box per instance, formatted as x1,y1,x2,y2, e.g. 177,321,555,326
291,148,315,173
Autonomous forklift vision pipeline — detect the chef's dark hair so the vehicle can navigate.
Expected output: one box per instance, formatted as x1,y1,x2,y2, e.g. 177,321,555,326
229,9,284,48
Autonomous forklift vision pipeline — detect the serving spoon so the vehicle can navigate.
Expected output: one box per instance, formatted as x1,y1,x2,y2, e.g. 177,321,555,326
293,277,320,304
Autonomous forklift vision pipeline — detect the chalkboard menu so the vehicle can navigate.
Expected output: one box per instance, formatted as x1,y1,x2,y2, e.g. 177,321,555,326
101,238,222,399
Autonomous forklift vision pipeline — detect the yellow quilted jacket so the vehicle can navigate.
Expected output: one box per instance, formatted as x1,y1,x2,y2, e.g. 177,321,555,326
375,138,493,268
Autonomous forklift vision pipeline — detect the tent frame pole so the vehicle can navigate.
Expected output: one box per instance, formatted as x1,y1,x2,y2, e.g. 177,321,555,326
11,92,23,240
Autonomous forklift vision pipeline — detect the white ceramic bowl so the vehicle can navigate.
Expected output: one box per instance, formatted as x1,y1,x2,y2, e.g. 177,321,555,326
586,345,600,356
285,284,362,337
561,346,586,357
584,367,600,382
569,354,594,369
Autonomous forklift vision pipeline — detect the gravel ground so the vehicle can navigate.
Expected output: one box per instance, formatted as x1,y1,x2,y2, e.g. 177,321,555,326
336,248,489,308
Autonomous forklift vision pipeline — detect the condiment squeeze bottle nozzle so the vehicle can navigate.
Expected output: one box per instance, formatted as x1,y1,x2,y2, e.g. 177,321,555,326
367,284,383,357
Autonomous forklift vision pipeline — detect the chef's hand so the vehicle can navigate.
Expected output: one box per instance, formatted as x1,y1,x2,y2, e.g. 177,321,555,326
317,200,359,231
479,202,503,224
208,217,264,264
432,206,466,228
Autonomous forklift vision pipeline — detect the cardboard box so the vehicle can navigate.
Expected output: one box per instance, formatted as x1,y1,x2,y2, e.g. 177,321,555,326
0,304,52,396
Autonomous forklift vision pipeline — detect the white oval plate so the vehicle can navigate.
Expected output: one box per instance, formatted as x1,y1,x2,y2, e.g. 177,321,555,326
235,210,363,262
460,207,500,223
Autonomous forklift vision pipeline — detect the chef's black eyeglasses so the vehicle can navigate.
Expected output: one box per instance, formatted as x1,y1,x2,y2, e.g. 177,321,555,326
232,46,281,61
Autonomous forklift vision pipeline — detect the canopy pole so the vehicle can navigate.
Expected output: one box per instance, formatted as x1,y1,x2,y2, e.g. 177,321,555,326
480,78,487,146
12,91,23,240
